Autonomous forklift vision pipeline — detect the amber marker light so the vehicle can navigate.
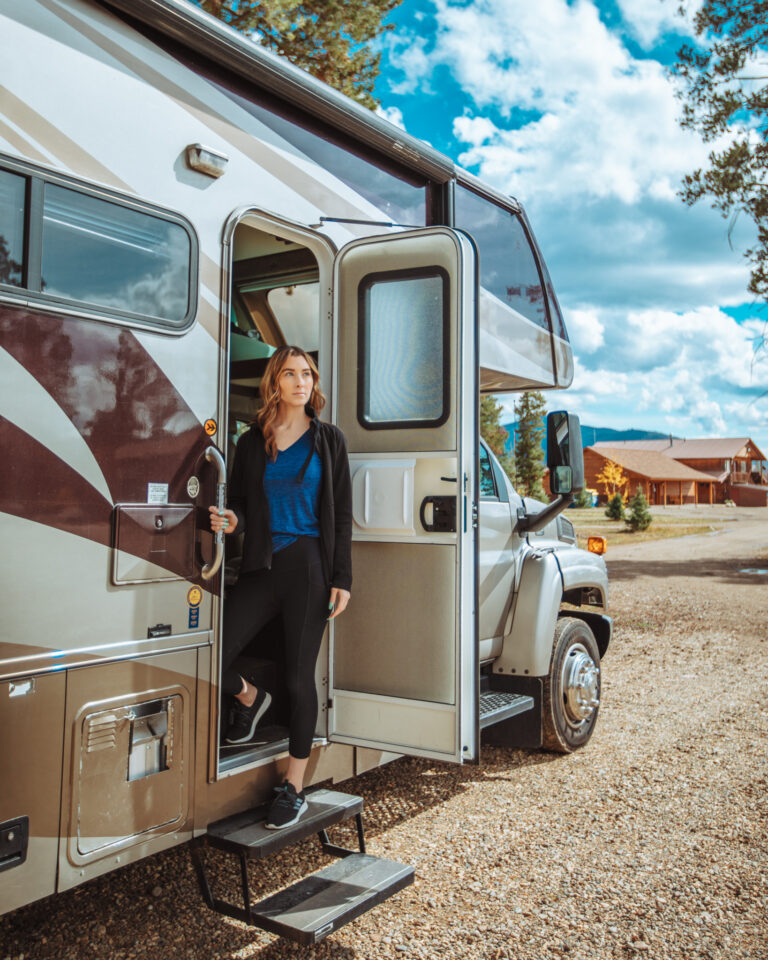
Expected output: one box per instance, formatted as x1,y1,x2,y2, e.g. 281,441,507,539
588,536,607,555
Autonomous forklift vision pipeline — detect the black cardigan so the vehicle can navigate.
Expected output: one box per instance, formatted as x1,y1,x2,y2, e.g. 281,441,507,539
228,411,353,591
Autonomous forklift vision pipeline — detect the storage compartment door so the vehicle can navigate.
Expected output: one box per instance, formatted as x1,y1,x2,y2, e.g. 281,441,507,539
330,227,478,763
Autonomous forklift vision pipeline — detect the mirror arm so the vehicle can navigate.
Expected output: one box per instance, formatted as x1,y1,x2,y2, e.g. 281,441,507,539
516,494,574,535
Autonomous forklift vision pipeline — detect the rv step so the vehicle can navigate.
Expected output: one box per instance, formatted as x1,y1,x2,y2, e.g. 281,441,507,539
206,788,363,859
191,788,414,943
248,852,414,944
479,691,534,729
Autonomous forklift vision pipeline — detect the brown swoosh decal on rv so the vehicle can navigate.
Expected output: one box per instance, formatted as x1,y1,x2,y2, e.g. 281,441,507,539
0,306,210,505
0,414,113,543
0,305,216,584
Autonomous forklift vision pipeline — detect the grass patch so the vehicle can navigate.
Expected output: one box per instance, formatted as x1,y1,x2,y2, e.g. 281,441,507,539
575,523,719,548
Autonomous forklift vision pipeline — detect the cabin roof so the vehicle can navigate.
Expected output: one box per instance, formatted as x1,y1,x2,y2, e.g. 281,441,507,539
588,447,716,482
593,437,764,461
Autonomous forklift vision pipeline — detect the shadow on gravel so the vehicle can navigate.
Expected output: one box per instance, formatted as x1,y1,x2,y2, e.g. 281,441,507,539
338,748,561,843
0,749,560,960
607,556,768,584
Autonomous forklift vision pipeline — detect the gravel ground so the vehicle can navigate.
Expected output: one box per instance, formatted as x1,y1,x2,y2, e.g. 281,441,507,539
2,509,767,960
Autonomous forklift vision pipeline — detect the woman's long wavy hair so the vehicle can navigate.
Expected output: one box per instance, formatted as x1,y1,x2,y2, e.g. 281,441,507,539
257,345,326,460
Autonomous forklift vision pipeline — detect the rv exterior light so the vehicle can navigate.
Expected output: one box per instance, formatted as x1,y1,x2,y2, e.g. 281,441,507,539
186,143,229,178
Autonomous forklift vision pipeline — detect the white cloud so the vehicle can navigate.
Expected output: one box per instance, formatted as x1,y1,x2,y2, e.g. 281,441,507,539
566,309,605,354
433,0,715,207
616,0,696,48
376,104,406,130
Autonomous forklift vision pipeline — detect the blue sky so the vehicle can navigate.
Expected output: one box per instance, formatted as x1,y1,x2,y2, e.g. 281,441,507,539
373,0,768,455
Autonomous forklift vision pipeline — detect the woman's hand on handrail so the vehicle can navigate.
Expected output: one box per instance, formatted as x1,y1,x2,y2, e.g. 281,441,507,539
208,506,238,535
328,587,350,620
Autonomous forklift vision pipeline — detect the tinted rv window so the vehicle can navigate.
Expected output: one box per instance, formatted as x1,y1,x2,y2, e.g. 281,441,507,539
359,269,448,428
0,169,25,287
41,185,191,324
210,81,427,225
455,185,548,331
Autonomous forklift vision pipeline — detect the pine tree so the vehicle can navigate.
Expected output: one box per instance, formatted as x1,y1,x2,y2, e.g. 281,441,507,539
514,391,547,501
671,1,768,304
627,487,653,531
480,394,515,479
605,492,625,521
574,486,593,508
197,0,402,109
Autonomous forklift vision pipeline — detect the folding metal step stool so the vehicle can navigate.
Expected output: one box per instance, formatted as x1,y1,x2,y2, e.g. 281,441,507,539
190,788,414,945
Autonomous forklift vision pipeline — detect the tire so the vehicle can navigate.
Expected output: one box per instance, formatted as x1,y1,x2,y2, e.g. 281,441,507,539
542,617,601,753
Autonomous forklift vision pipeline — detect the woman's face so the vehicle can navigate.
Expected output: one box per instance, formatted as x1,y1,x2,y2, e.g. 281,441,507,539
277,354,314,409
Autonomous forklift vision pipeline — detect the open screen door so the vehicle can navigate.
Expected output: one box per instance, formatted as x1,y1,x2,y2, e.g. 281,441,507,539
330,227,478,763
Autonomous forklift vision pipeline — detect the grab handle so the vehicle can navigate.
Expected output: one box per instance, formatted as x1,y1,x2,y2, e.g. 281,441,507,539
201,445,226,581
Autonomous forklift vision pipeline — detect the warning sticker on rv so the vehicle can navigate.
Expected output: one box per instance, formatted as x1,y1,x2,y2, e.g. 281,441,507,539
204,419,217,436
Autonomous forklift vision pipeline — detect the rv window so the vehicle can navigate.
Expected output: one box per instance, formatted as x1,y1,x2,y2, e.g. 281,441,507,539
0,169,26,287
479,444,498,499
208,78,427,225
455,185,549,332
41,185,191,325
358,268,448,428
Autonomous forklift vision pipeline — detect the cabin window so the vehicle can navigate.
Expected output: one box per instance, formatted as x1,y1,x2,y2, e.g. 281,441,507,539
358,268,449,428
0,157,197,332
479,444,498,499
0,169,26,288
41,185,191,325
455,184,549,332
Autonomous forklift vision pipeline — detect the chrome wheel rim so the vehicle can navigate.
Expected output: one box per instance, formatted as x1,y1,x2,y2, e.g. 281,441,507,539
561,642,600,728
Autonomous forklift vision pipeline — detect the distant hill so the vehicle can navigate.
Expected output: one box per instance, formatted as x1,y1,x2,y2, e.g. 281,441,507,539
500,423,676,455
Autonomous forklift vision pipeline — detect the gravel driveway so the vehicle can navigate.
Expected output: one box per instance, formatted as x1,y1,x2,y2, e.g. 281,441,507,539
3,509,766,960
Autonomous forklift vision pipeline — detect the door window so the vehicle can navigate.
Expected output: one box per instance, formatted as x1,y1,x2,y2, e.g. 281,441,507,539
358,267,449,428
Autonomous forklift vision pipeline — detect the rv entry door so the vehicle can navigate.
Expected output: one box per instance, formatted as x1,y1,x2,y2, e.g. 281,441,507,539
330,227,478,763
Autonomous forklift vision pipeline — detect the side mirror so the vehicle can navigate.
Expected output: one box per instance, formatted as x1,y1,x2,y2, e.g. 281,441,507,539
547,411,585,496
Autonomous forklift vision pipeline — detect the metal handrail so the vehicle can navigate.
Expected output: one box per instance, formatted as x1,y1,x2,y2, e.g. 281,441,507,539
201,445,227,581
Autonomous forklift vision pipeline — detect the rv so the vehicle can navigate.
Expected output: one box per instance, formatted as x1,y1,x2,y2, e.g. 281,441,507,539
0,0,610,943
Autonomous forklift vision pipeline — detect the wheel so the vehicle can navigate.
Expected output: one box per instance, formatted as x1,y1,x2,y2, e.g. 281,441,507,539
542,617,601,753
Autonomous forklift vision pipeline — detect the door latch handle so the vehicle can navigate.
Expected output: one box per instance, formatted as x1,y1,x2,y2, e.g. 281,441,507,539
419,495,457,533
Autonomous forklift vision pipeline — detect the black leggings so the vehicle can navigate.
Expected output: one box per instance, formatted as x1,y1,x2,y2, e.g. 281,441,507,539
221,537,328,759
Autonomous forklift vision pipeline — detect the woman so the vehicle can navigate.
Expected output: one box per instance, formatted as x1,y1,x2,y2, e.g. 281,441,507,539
209,345,351,830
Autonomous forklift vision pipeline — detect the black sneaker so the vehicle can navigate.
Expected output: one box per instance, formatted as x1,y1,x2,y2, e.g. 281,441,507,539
224,688,272,744
265,780,308,830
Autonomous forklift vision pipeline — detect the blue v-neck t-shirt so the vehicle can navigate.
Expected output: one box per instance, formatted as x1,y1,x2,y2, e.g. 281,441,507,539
263,428,322,552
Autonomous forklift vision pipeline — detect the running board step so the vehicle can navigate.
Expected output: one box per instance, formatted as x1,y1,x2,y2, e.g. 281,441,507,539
479,691,534,728
206,788,363,859
250,852,413,944
190,788,414,944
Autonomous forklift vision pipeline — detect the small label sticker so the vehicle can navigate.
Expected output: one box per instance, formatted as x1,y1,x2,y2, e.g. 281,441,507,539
187,476,200,499
187,586,203,608
204,419,217,436
188,607,200,629
147,483,168,505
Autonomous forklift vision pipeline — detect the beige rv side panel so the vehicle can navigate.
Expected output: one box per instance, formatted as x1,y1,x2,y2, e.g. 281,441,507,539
57,650,196,893
0,673,65,914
